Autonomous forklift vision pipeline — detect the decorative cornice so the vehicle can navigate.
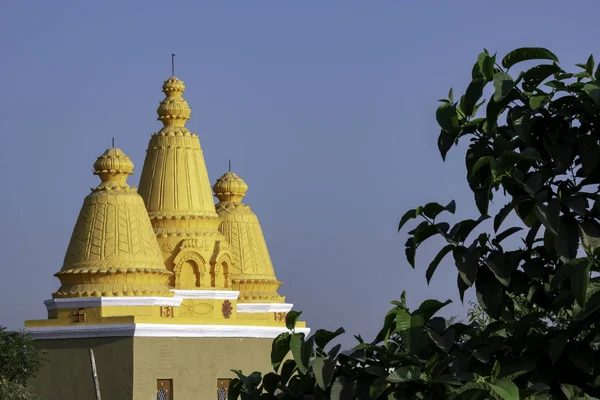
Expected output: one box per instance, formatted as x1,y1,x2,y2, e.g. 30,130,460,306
171,289,240,300
26,323,311,340
44,297,183,311
236,303,294,313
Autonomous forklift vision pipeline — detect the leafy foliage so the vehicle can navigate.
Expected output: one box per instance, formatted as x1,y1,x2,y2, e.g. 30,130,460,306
230,48,600,399
0,327,42,400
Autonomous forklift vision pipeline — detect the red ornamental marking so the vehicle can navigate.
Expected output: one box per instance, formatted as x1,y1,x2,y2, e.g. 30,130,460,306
222,300,233,319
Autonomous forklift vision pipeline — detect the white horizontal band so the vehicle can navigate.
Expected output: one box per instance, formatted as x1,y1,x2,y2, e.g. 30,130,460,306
26,323,310,340
44,297,183,311
170,290,240,300
236,303,294,313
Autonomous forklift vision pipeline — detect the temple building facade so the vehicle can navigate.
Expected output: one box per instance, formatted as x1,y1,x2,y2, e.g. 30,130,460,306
25,76,307,400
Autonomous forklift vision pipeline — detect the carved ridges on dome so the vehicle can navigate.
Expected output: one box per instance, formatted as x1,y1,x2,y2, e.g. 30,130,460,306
93,148,135,189
213,172,248,203
214,170,281,301
55,148,172,298
139,78,220,223
94,148,134,175
157,77,191,127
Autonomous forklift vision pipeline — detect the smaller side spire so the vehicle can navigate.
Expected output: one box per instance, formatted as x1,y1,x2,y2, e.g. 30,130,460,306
213,172,248,203
214,171,283,302
93,148,134,189
55,148,172,298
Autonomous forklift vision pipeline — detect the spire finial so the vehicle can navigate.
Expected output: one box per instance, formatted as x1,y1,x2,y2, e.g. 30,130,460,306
229,160,231,172
171,54,175,77
112,137,115,148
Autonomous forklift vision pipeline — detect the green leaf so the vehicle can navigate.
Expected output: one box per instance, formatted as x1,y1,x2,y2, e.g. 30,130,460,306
470,156,497,178
555,216,579,263
314,328,345,350
476,266,504,319
570,258,592,308
484,251,511,287
534,199,560,235
580,220,600,254
279,359,297,385
488,379,519,400
449,381,491,399
549,333,567,365
446,200,457,214
457,273,469,302
290,333,307,373
586,54,595,75
491,360,500,379
565,195,589,216
454,247,479,287
584,83,600,106
271,333,291,371
474,188,491,217
494,202,514,232
493,72,515,102
520,147,542,162
436,103,459,133
595,62,600,81
227,379,243,400
417,299,452,321
395,309,426,353
405,237,415,268
461,78,486,116
501,47,559,69
578,136,600,176
480,53,496,81
426,244,454,283
521,63,562,92
313,357,335,390
262,372,280,394
452,216,489,243
529,95,548,110
438,130,456,161
286,311,302,331
423,202,445,219
422,200,455,220
330,376,354,400
494,227,522,244
398,209,417,232
560,384,593,399
429,328,455,353
386,367,425,383
369,377,387,400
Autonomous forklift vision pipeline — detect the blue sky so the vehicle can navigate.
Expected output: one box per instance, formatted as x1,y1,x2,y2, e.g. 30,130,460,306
1,1,598,345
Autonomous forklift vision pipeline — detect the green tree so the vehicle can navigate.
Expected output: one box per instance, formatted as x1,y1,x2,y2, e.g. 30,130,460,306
229,47,600,399
0,326,42,400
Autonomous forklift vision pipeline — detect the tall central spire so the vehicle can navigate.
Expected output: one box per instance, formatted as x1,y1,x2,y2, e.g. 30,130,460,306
138,77,232,289
138,77,219,223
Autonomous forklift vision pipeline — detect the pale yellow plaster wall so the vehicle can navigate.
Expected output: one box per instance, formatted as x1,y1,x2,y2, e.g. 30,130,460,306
133,337,273,400
32,337,134,400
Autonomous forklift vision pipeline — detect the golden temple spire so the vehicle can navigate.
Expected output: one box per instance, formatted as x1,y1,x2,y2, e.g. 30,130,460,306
213,171,249,203
138,77,219,221
54,149,172,298
156,77,191,128
138,77,231,289
214,171,283,302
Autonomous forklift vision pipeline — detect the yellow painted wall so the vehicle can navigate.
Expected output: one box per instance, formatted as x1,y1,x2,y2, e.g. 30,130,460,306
133,337,273,400
32,337,134,400
31,336,275,400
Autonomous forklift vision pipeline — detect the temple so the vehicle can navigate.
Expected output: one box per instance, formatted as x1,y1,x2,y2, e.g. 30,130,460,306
25,76,307,400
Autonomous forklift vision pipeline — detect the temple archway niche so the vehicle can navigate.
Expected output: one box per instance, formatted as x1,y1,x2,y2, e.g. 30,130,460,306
173,251,207,289
211,261,229,288
179,259,200,288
